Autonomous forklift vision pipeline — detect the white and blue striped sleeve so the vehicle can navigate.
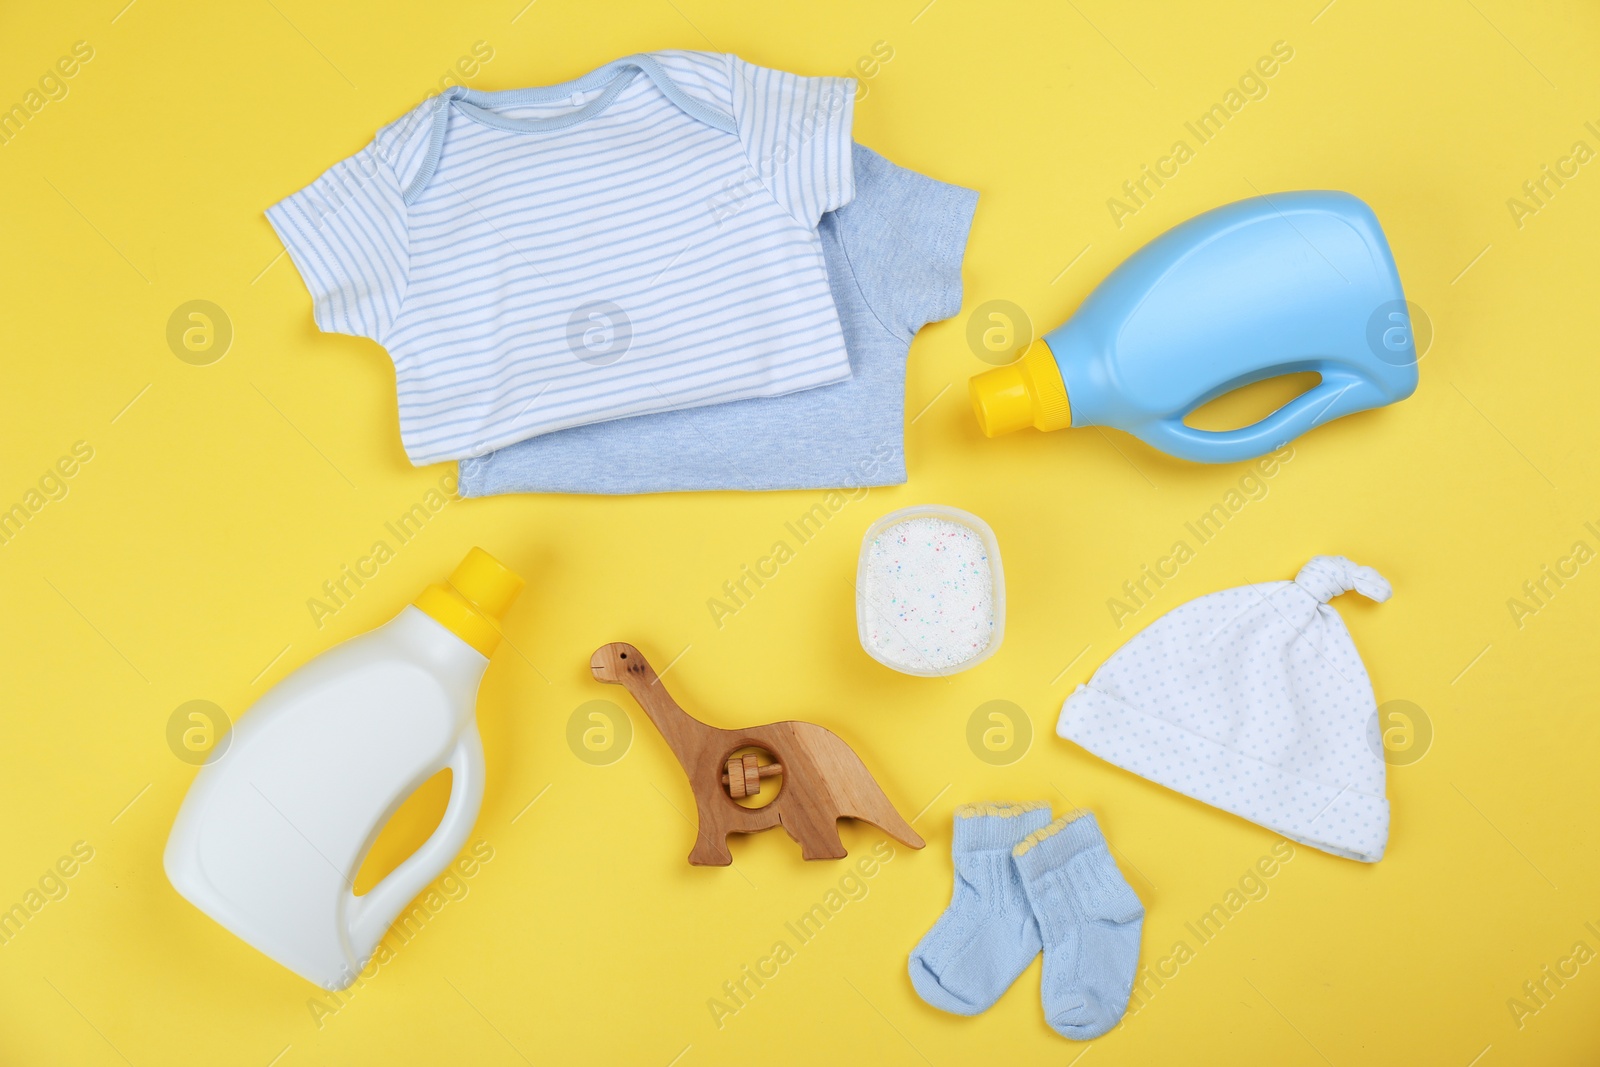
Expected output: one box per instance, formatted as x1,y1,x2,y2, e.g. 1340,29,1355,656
265,142,409,342
729,56,856,227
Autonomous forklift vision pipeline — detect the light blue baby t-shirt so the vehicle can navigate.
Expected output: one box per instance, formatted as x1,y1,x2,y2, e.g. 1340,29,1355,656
457,144,977,495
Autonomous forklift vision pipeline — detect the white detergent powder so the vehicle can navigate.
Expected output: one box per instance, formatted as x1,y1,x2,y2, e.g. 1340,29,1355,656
862,516,995,671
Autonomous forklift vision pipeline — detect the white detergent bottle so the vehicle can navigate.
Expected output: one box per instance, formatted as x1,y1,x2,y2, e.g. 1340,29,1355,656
164,548,522,990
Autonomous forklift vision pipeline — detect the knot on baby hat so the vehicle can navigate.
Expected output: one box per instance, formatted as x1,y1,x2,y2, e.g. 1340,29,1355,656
1294,555,1392,605
1057,557,1392,863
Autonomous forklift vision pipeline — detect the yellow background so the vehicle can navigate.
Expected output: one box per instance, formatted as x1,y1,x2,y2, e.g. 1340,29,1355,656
2,0,1597,1063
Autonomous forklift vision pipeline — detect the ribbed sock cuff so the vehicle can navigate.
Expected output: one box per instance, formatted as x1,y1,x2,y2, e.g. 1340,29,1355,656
951,801,1052,851
1011,810,1105,878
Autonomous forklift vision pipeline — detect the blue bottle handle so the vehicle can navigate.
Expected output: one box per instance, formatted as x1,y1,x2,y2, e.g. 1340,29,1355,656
1134,373,1387,464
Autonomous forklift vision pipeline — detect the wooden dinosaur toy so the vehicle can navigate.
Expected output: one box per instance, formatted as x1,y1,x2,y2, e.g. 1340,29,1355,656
589,642,925,866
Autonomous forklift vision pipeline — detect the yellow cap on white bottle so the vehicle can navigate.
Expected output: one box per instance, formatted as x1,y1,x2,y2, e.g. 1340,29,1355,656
414,548,524,656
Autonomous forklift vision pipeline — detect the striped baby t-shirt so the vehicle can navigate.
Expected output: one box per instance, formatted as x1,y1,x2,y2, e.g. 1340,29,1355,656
266,52,857,466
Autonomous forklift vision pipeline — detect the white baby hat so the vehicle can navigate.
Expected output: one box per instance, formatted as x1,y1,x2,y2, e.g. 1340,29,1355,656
1057,556,1392,862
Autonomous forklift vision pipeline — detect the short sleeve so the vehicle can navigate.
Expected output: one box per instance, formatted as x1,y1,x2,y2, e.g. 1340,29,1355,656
729,56,855,227
836,144,978,341
265,142,408,341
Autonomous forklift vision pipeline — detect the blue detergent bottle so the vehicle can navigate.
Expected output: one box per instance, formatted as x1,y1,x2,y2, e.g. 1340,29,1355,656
968,191,1420,463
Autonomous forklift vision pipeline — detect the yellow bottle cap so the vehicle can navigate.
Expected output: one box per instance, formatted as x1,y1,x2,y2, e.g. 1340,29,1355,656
414,548,524,657
968,339,1073,436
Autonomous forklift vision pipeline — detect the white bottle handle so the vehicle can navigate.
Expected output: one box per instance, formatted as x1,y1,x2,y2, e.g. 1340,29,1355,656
345,726,485,962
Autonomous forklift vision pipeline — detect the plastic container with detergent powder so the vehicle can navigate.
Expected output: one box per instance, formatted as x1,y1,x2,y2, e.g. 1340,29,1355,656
856,504,1005,677
969,191,1420,463
164,548,522,990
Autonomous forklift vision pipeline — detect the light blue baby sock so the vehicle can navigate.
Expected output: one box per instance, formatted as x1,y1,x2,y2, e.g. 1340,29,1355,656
1013,811,1144,1040
909,801,1052,1015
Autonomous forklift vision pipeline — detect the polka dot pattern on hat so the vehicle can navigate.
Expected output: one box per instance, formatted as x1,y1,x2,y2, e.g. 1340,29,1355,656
1056,557,1391,863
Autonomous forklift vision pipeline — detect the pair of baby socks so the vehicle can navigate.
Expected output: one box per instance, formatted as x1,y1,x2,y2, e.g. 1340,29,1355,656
908,802,1144,1040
